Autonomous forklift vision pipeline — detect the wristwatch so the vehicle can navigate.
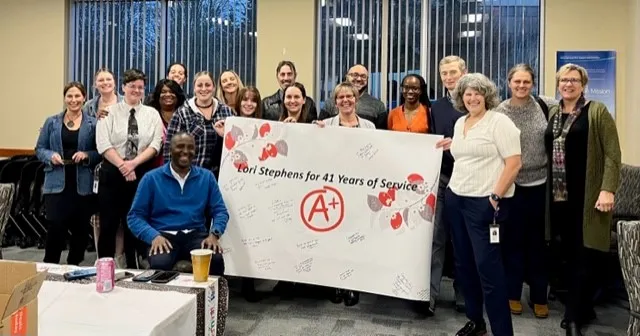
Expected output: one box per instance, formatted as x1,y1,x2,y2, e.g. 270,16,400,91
490,193,501,202
211,229,222,239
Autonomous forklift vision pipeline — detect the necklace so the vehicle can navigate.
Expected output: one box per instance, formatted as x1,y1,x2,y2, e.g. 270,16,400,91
65,112,81,128
195,99,214,109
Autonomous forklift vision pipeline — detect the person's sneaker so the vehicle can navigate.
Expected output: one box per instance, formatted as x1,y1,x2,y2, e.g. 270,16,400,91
455,320,487,336
534,304,549,318
509,300,523,315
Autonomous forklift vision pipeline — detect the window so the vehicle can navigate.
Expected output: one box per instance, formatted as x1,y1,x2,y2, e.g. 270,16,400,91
70,0,257,99
167,0,257,95
316,0,542,109
316,0,384,109
70,1,162,95
427,0,542,99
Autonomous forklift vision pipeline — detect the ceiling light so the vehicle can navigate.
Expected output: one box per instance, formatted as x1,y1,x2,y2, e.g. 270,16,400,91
459,30,481,38
352,33,369,40
330,17,353,27
461,14,483,23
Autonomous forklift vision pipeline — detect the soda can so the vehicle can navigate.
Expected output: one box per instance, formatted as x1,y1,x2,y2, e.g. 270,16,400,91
95,257,115,293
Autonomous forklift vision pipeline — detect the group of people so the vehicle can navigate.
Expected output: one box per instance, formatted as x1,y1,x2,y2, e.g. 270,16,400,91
34,54,621,336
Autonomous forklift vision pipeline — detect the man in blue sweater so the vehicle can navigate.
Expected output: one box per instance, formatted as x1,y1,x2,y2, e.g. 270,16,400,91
128,132,229,275
428,55,468,316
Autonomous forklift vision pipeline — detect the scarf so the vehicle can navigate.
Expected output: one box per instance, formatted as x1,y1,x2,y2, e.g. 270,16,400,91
551,94,586,201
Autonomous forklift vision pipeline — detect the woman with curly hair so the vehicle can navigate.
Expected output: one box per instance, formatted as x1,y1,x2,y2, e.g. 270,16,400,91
443,73,522,336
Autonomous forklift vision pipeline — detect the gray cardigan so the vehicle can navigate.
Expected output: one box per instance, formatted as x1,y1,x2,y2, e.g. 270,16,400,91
322,115,376,129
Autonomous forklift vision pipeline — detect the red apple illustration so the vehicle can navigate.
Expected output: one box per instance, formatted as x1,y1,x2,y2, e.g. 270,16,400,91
224,132,236,150
266,143,278,157
425,193,436,210
390,212,403,230
378,191,392,207
259,123,271,137
407,173,424,185
387,188,396,201
258,148,270,161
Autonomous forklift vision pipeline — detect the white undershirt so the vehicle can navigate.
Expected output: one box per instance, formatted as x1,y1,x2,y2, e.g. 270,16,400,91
162,165,193,235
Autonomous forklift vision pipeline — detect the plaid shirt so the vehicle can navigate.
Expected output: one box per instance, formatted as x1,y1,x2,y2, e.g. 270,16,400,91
163,98,234,169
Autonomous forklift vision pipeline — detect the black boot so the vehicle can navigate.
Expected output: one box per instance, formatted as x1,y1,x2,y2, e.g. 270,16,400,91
455,320,487,336
273,281,295,299
329,288,343,304
343,290,359,306
242,279,261,302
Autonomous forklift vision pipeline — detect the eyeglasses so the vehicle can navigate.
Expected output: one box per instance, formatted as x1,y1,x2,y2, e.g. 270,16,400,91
348,73,368,80
559,78,582,85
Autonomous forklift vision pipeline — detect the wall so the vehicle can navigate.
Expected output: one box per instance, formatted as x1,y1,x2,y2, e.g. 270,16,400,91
255,0,316,97
0,0,67,153
625,0,640,165
544,0,638,164
0,0,637,164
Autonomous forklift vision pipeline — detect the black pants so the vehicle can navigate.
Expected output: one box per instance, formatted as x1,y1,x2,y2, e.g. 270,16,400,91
43,209,91,266
552,201,605,323
503,183,548,304
97,161,149,268
147,231,225,276
445,189,513,336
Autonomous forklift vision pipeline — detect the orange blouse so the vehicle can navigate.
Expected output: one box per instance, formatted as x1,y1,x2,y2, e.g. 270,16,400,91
387,104,429,133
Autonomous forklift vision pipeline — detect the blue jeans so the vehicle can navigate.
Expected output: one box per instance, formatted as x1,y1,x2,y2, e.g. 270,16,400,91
147,231,225,276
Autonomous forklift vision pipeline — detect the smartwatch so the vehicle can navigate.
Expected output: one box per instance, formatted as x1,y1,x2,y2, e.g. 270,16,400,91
490,193,501,202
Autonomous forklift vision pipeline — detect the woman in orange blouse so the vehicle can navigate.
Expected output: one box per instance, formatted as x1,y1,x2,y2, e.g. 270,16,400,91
388,74,431,133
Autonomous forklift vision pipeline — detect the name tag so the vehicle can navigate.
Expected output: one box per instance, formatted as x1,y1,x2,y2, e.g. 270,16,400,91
490,224,500,244
93,165,101,194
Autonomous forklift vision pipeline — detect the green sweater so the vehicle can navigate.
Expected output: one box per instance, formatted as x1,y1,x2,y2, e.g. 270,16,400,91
546,101,622,252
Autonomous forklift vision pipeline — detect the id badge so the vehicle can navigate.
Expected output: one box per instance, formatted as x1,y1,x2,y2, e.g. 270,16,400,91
490,224,500,244
93,164,101,194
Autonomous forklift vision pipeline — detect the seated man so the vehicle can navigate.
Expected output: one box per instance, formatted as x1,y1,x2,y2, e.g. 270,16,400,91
128,132,229,275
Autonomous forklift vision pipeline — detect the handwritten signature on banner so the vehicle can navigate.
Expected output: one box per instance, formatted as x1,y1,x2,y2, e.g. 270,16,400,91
346,232,365,245
294,258,313,273
241,236,272,248
339,269,355,281
392,273,413,297
222,176,245,193
269,199,294,225
356,142,379,161
255,178,277,190
238,204,257,219
296,239,319,251
255,258,276,271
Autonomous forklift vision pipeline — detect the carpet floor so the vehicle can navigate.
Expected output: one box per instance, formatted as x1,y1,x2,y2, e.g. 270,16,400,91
3,246,629,336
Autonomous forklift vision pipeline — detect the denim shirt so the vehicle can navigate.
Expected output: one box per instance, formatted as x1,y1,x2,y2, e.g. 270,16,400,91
35,111,101,195
82,94,124,118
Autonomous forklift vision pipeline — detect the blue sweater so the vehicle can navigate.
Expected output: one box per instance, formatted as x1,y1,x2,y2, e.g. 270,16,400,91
127,163,230,244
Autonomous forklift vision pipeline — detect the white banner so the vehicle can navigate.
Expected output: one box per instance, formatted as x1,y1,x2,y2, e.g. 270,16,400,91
218,117,443,301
